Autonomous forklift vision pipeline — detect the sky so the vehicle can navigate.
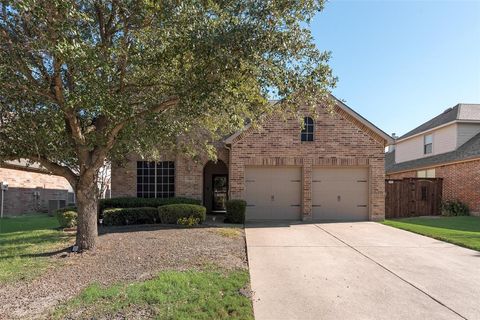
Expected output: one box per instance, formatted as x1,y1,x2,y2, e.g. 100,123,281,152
310,0,480,136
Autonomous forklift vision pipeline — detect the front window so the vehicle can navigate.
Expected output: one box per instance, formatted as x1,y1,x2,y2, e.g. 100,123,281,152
137,161,175,198
301,117,314,142
424,134,433,154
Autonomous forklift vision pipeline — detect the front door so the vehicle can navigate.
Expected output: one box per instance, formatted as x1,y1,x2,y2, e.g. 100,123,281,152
212,174,228,211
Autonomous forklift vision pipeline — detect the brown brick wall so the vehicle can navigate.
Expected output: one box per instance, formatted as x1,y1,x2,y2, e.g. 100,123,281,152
228,105,386,220
111,105,386,220
0,167,72,216
111,148,229,201
386,159,480,214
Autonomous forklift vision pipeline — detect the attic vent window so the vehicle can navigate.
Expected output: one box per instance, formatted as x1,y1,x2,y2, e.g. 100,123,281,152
424,134,433,154
301,117,314,142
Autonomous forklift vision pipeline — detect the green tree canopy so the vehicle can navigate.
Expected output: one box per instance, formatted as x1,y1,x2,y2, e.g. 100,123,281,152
0,0,335,250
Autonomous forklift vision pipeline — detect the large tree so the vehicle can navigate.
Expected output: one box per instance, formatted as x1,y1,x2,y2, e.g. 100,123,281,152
0,0,336,250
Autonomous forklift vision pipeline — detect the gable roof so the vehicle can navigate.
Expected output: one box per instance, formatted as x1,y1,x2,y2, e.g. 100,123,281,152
331,95,393,144
386,131,480,173
399,103,480,140
224,95,393,145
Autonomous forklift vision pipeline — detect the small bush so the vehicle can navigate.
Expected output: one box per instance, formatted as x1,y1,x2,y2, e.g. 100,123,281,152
441,200,470,216
225,200,247,224
99,197,201,215
177,216,201,227
103,207,159,226
158,204,206,224
55,207,78,228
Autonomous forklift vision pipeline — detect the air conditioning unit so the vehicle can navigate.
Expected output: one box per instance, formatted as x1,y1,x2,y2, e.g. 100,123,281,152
48,199,67,213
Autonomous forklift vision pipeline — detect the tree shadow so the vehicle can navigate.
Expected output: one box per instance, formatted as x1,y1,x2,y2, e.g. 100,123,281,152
0,246,71,260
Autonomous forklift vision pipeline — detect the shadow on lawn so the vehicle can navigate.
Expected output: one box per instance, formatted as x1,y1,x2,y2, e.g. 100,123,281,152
0,247,71,260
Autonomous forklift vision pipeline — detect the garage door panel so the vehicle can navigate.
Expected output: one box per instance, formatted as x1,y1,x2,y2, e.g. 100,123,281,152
313,168,369,221
245,167,301,220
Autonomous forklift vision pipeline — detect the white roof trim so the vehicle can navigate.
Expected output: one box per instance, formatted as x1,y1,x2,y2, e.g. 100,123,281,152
395,119,480,143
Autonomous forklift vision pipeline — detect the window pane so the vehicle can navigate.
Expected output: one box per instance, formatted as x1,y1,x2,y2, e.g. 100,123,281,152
424,134,433,144
301,117,314,141
426,169,436,178
424,144,432,154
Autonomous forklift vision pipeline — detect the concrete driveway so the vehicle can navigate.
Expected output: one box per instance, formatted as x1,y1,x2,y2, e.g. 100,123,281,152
246,222,480,320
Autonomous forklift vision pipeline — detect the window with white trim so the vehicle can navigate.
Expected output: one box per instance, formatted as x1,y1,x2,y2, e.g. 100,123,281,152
301,117,314,142
417,169,435,178
424,134,433,154
137,161,175,198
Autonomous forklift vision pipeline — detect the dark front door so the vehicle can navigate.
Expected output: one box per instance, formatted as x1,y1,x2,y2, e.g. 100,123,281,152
212,174,228,211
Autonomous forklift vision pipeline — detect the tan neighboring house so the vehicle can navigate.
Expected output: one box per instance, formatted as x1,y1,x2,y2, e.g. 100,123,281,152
386,103,480,215
112,97,392,221
0,160,75,216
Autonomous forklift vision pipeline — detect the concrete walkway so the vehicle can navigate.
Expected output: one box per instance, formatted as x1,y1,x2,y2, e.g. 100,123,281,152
246,222,480,320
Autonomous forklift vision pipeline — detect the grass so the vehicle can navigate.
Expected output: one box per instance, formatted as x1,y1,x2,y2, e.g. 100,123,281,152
213,227,243,239
53,269,253,320
0,214,74,283
382,216,480,251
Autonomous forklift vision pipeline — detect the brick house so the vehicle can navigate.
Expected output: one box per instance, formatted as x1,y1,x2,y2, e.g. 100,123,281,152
0,160,75,216
386,103,480,215
112,97,392,221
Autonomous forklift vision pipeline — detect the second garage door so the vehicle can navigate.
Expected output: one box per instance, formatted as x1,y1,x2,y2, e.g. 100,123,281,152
245,167,301,220
312,167,369,221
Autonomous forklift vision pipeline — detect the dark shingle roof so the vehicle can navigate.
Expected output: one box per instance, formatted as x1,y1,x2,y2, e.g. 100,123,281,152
386,132,480,173
399,104,480,140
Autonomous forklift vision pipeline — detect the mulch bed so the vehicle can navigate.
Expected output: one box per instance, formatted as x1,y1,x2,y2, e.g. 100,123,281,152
0,224,247,320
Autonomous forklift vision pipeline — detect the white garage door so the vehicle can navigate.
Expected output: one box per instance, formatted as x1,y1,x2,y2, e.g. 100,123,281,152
312,167,369,221
245,167,301,220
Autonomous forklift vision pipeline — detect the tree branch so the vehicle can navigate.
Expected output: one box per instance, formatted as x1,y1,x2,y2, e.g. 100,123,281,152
90,97,179,170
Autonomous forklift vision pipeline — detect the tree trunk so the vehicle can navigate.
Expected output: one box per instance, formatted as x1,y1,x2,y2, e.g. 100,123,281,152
75,173,99,251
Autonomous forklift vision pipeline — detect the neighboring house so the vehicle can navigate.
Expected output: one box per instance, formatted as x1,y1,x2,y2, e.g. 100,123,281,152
386,103,480,214
0,160,75,216
112,97,392,221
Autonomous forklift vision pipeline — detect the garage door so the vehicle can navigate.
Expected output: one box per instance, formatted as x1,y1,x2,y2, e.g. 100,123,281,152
312,167,369,221
245,167,301,220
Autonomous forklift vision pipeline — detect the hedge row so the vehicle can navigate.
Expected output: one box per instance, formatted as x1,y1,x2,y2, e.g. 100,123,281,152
103,207,160,226
99,197,201,213
103,204,206,226
158,204,206,224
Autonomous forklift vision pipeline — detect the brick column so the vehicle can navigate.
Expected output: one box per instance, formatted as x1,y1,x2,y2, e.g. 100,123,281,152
302,159,312,220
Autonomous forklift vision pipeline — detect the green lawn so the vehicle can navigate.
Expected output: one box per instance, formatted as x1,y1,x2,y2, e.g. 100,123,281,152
53,269,253,320
383,216,480,251
0,214,74,283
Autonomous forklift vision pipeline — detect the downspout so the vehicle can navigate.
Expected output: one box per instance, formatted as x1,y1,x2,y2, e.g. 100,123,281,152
224,143,232,201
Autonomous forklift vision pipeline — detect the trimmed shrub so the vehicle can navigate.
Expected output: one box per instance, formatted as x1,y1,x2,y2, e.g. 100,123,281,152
441,200,470,216
55,207,78,228
225,200,247,224
158,204,206,224
99,197,201,215
103,207,159,226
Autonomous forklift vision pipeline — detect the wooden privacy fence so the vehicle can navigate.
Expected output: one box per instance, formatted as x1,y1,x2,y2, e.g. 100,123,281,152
385,178,443,218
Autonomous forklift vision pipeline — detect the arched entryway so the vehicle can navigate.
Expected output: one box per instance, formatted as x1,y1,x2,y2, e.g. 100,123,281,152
203,160,228,213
